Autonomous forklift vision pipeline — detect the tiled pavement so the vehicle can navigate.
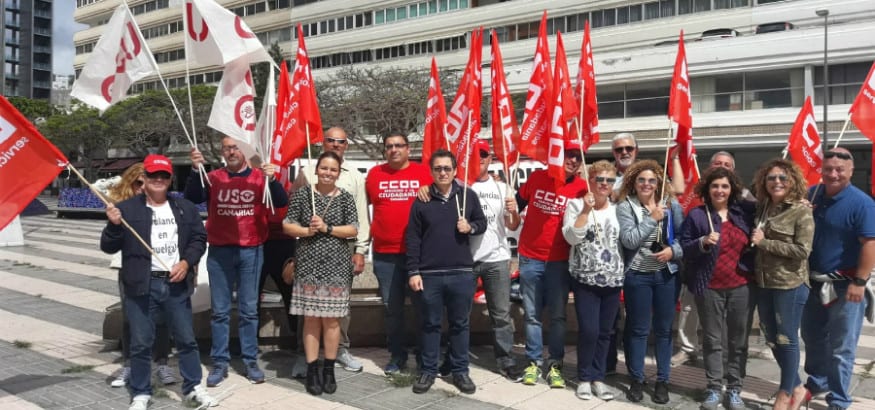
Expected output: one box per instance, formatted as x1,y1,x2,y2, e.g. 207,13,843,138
1,214,875,409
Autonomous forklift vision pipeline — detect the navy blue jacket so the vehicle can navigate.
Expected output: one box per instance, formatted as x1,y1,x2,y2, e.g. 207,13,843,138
100,194,207,297
406,181,487,275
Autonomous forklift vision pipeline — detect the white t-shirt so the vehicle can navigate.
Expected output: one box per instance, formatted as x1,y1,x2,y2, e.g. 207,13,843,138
469,178,511,263
148,202,179,271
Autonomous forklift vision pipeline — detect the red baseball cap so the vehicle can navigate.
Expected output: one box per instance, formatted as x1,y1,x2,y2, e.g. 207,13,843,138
477,139,490,155
144,154,173,175
565,140,582,151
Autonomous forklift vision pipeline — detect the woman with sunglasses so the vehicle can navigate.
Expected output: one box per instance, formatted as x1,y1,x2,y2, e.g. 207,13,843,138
615,159,683,404
750,159,814,410
679,167,756,410
106,164,177,388
562,160,622,401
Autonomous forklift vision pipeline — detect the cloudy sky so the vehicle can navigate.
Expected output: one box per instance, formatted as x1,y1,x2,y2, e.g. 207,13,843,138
53,2,88,76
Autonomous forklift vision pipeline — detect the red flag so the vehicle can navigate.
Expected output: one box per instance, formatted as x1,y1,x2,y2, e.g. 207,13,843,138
446,28,483,185
423,57,448,166
490,30,520,168
0,96,69,231
274,24,323,167
270,61,291,166
848,61,875,195
676,164,702,215
668,31,695,190
787,96,823,187
554,32,578,131
570,21,600,152
519,11,553,163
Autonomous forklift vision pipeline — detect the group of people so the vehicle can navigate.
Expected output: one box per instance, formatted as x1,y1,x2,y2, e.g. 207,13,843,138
100,128,874,410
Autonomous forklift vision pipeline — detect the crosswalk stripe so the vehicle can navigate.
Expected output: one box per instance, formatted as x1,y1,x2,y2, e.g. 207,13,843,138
0,270,116,313
0,249,117,281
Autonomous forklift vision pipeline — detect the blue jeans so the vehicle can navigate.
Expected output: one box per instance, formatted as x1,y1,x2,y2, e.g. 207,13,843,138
801,281,867,409
125,277,203,397
758,285,809,395
623,269,679,383
519,255,570,365
417,271,476,375
373,252,421,362
207,245,263,366
571,281,620,382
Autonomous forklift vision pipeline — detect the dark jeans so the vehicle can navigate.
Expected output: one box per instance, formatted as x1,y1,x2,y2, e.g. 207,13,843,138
125,277,203,397
695,284,755,391
417,271,476,375
373,252,421,362
473,260,516,369
257,239,296,344
757,284,808,395
119,276,171,364
571,281,620,382
207,245,264,366
624,269,679,383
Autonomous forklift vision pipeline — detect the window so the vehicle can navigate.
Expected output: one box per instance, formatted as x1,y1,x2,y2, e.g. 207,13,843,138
617,7,630,24
694,0,711,12
409,4,418,18
604,9,616,26
815,62,873,105
397,6,406,19
645,2,660,19
661,0,675,17
376,10,385,24
630,4,643,21
386,8,395,22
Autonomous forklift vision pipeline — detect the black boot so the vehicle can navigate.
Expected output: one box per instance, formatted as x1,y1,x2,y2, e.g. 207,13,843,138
322,359,337,394
305,360,322,396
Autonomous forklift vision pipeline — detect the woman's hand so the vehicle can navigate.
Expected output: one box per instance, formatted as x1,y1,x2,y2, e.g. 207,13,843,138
751,228,764,246
646,202,666,222
653,246,673,263
582,192,596,213
703,232,720,246
309,215,325,236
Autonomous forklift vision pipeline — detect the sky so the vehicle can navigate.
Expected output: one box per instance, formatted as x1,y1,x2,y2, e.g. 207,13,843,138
53,1,88,76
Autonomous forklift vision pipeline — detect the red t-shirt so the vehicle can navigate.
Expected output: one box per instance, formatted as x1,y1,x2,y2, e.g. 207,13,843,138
518,170,588,261
709,219,751,289
366,162,433,254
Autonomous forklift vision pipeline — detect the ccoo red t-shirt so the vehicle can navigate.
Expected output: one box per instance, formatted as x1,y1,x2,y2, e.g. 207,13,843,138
366,162,433,254
518,170,588,261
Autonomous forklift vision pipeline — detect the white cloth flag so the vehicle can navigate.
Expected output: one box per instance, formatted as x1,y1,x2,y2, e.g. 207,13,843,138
71,4,156,112
207,59,258,160
253,66,276,160
184,0,272,66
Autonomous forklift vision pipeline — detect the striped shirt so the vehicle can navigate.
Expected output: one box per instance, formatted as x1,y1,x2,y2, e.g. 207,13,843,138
627,199,669,273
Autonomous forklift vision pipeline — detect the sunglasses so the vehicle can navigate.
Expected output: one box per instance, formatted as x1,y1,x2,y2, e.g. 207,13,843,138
565,152,582,160
145,172,172,180
432,166,454,173
479,151,490,159
636,177,658,185
325,137,348,145
823,151,852,160
766,174,788,182
133,180,144,187
614,146,635,154
221,145,240,153
595,176,617,184
385,143,408,150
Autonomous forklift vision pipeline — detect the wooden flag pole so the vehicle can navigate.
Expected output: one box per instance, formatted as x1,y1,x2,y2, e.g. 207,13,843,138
306,123,316,215
660,119,674,204
809,113,851,201
461,111,473,219
66,164,173,272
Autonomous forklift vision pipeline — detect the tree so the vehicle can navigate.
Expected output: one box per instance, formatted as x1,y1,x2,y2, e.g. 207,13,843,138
7,96,56,122
317,66,459,160
251,42,285,113
39,105,110,181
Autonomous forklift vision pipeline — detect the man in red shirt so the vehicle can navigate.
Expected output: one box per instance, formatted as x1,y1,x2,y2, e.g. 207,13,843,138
365,133,432,374
515,140,588,388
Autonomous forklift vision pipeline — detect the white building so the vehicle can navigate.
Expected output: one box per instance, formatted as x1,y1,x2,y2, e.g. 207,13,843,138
73,0,875,184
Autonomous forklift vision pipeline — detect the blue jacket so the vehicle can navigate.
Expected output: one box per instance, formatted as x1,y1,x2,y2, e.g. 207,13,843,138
406,181,487,275
680,201,756,296
100,194,207,297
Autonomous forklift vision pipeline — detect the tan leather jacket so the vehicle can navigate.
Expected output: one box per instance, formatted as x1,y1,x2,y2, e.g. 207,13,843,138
754,201,814,289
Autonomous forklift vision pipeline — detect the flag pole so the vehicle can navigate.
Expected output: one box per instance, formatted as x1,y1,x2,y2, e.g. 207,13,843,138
830,113,853,149
660,119,674,204
305,123,316,215
66,164,173,272
461,111,473,219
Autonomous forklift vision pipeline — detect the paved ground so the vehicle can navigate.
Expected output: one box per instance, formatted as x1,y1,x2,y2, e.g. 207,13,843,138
2,214,875,410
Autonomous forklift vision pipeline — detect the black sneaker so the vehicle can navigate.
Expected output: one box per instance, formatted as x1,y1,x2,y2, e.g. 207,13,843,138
500,364,524,382
452,373,476,394
412,373,435,394
653,381,670,404
627,380,645,402
438,360,452,378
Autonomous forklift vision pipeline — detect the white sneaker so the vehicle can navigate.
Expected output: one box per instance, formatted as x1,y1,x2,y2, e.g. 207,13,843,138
185,385,217,408
592,381,615,401
111,366,130,388
155,364,177,385
576,382,593,400
336,349,363,372
128,394,150,410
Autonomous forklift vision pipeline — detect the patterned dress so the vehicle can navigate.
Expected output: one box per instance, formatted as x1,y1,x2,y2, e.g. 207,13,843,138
285,185,358,317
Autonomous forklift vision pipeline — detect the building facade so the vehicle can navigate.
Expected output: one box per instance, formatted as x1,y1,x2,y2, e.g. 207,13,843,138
2,0,53,99
73,0,875,184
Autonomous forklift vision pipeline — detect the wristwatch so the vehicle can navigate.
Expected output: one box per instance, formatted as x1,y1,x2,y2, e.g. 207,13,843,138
852,276,870,286
326,225,334,235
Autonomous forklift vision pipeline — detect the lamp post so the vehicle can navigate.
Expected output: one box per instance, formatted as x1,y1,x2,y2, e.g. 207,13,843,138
816,9,829,147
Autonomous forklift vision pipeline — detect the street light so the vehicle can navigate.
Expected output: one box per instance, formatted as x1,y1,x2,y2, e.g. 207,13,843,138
816,9,829,147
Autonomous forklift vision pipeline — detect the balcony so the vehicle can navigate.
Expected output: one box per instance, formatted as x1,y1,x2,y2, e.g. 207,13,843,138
33,9,52,19
33,62,52,71
33,45,52,53
5,19,20,28
33,81,51,89
5,37,19,46
5,73,19,80
33,27,51,36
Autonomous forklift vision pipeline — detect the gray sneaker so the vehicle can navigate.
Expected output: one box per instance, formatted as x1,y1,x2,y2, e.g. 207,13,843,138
592,381,615,401
335,349,363,373
128,395,150,410
155,364,177,386
291,355,307,379
701,388,722,410
576,382,593,400
111,366,130,388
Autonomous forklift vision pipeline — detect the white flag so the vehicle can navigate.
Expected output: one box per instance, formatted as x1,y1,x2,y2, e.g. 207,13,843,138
254,65,276,160
184,0,272,66
71,4,156,112
207,58,258,160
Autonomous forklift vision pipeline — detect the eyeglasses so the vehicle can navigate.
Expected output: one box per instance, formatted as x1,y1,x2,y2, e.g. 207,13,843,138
636,177,658,185
595,176,617,184
823,151,852,160
479,151,490,159
613,146,635,154
133,180,144,187
766,174,788,182
565,152,582,160
325,137,348,145
432,166,454,173
385,143,408,150
145,172,171,180
221,145,240,153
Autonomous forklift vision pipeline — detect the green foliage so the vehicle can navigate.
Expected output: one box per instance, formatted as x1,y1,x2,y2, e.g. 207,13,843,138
251,42,286,114
6,96,56,122
60,364,95,374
